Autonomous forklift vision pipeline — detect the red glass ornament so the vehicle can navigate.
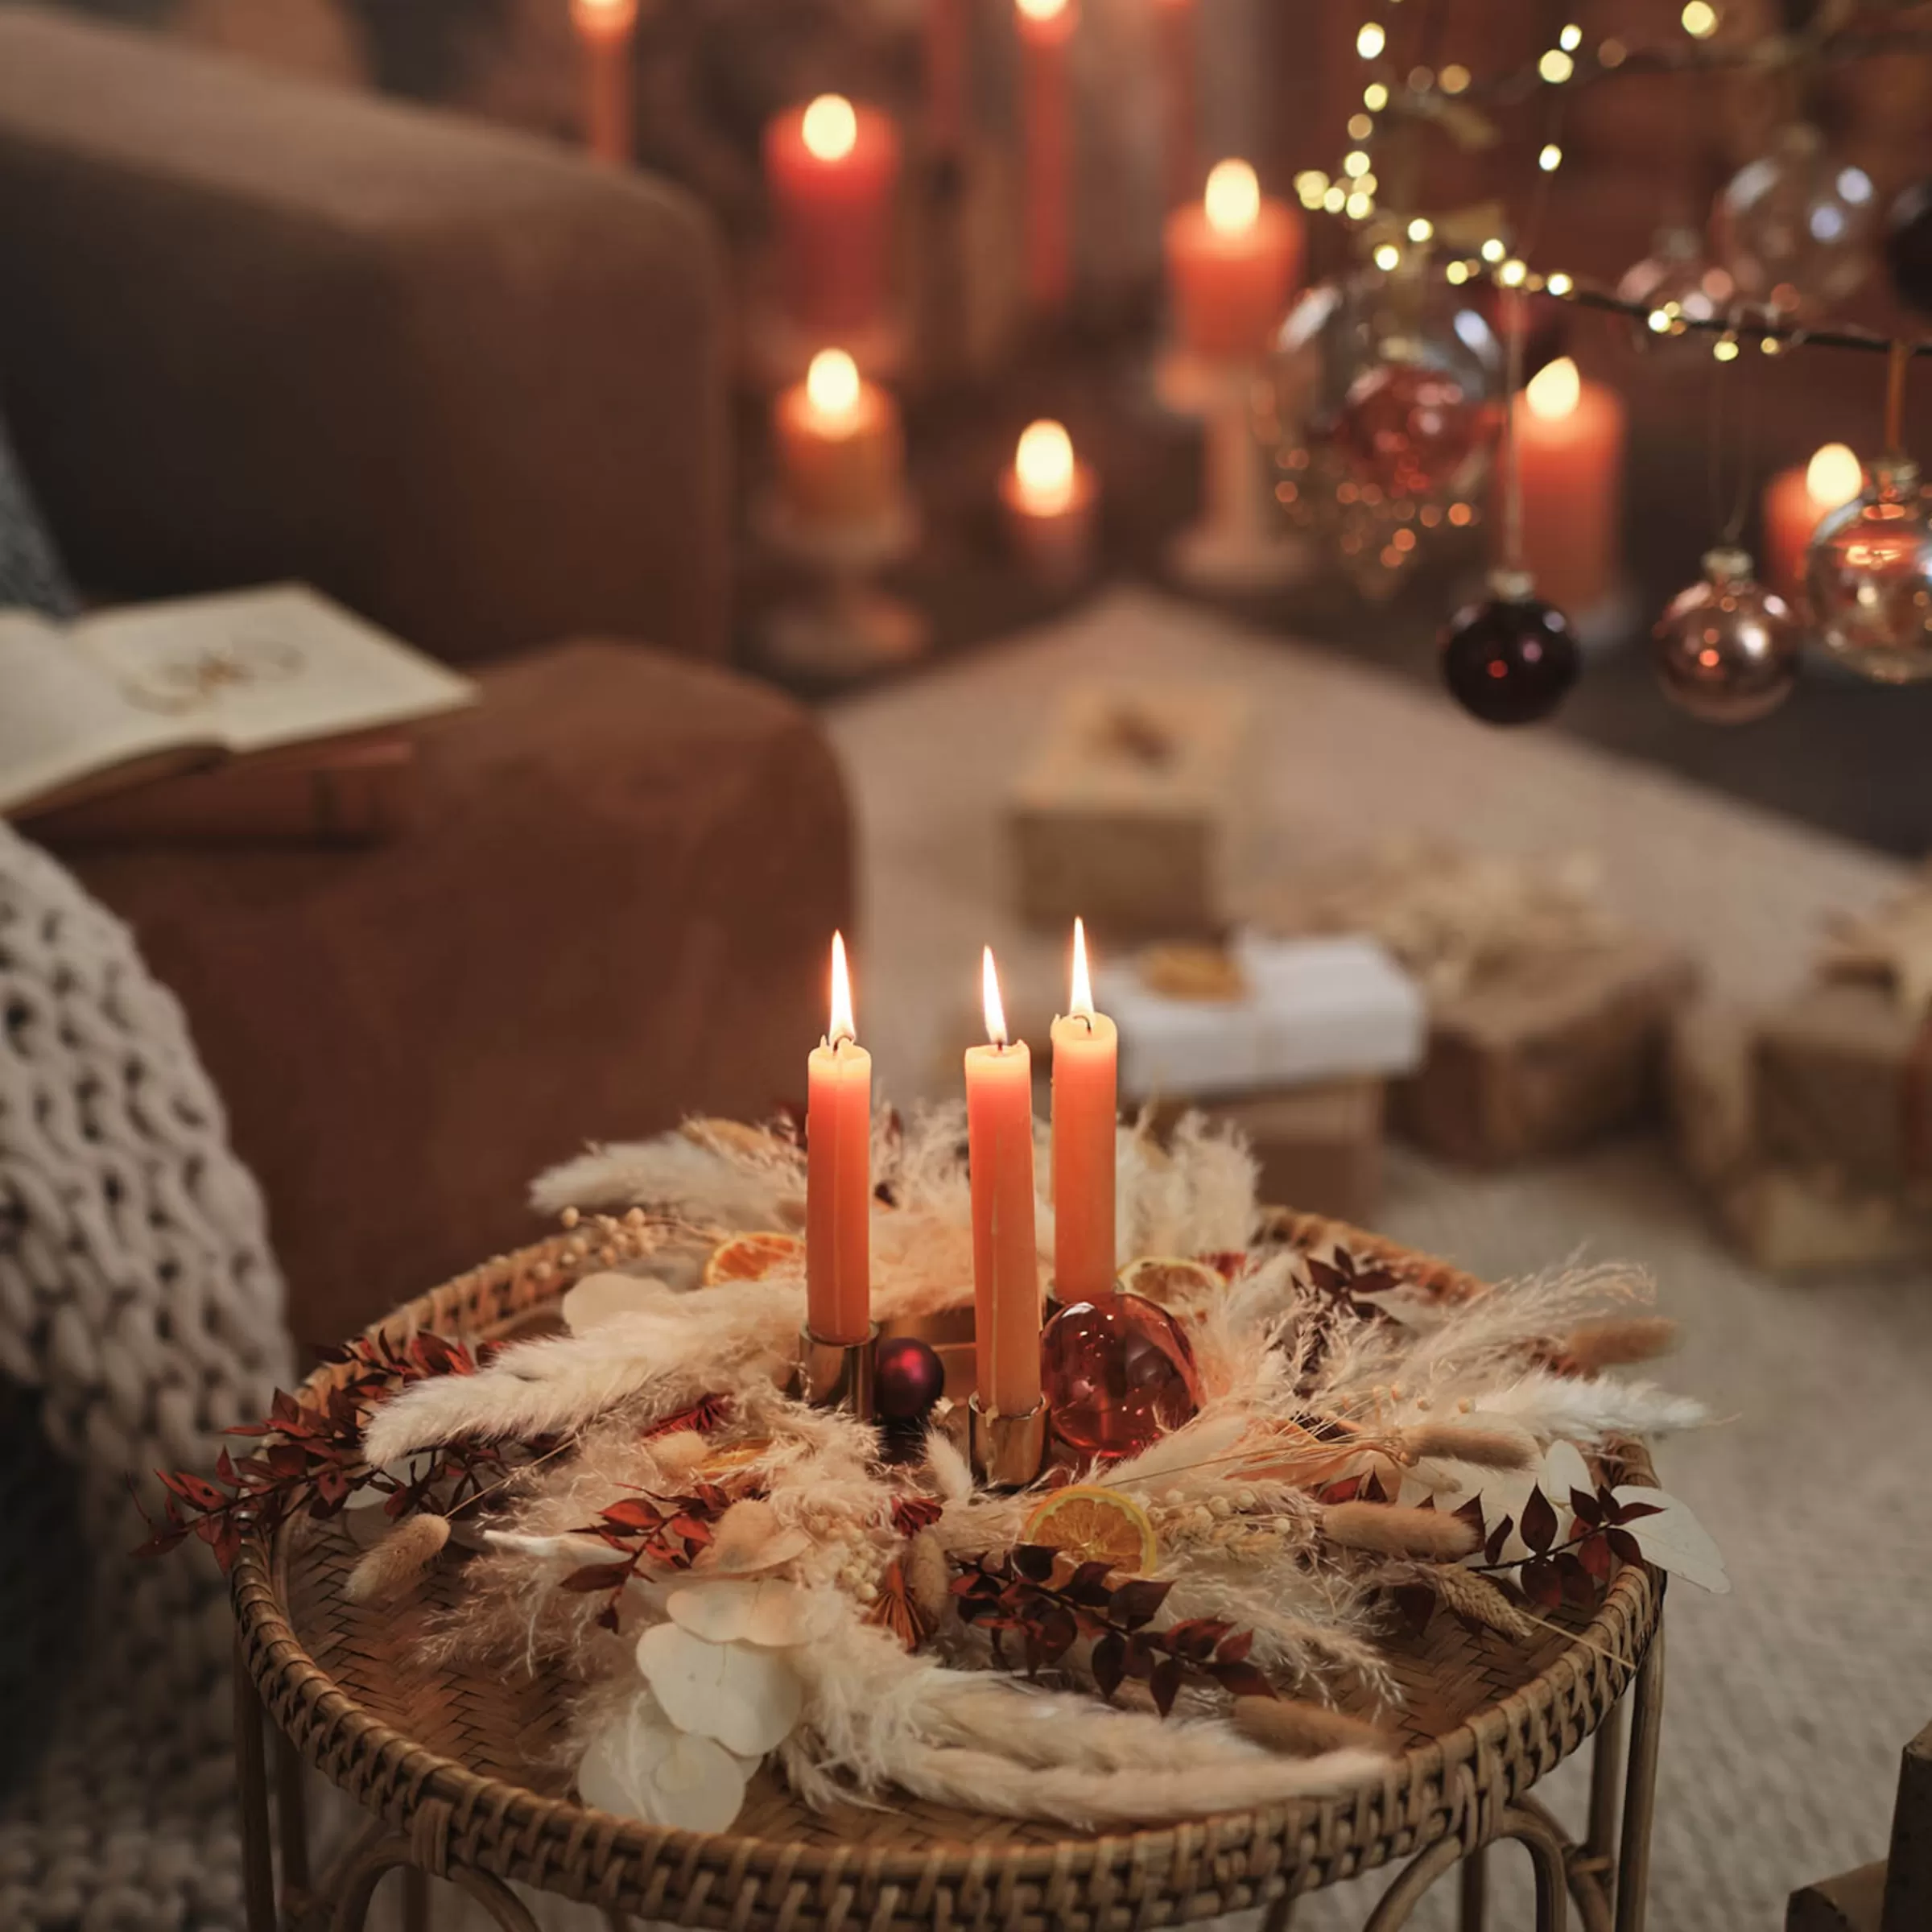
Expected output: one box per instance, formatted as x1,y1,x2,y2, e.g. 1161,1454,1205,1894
1440,571,1579,725
874,1336,947,1420
1039,1289,1201,1460
1334,361,1495,497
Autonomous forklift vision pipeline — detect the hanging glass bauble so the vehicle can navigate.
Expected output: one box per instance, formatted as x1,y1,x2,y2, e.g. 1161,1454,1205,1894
1271,263,1504,500
1713,125,1877,318
1440,570,1579,725
1885,179,1932,316
1039,1287,1201,1461
1615,225,1738,353
1806,456,1932,683
1650,547,1801,723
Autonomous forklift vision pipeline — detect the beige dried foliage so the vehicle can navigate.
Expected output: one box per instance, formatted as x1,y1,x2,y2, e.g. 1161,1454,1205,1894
1426,1565,1541,1645
1397,1420,1538,1471
1321,1502,1479,1562
345,1512,451,1604
1558,1316,1679,1373
1232,1696,1399,1758
905,1530,952,1630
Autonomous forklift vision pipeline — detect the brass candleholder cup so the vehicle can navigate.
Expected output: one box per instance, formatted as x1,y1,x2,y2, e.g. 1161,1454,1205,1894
795,1323,881,1418
967,1394,1050,1488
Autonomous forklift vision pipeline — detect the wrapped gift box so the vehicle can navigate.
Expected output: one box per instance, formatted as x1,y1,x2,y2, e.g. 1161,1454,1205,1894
1007,683,1250,937
1151,1080,1384,1225
1393,936,1698,1166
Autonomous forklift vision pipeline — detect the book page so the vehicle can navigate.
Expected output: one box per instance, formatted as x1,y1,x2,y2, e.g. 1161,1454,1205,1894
73,584,477,758
0,613,207,815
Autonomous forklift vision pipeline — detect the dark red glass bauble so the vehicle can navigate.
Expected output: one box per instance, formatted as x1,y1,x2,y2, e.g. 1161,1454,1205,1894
1440,580,1579,725
1889,179,1932,316
874,1336,947,1420
1039,1290,1201,1460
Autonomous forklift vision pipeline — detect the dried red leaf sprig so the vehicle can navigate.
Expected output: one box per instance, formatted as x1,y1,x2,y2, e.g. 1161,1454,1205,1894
1391,1484,1661,1636
560,1486,731,1631
134,1330,542,1573
950,1547,1277,1717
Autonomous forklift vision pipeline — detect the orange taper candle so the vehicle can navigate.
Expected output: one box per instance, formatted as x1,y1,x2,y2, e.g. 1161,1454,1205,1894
1051,919,1117,1304
967,947,1042,1416
571,0,638,165
807,932,872,1344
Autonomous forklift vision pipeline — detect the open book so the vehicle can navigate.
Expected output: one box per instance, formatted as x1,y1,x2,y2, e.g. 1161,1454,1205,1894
0,584,477,817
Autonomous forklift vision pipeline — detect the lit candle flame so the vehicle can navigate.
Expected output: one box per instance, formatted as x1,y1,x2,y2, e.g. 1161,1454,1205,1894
805,349,861,424
1014,419,1076,515
1016,0,1069,19
801,93,858,163
1525,355,1581,423
828,931,856,1046
1204,159,1261,237
1069,917,1094,1019
982,946,1009,1050
1806,442,1863,509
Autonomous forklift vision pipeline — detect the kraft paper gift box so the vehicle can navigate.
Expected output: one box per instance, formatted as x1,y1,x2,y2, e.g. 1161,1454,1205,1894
1393,936,1699,1166
1007,682,1251,938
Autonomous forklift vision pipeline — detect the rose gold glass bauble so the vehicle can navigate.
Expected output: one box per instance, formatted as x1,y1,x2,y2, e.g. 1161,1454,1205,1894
1333,361,1495,497
1039,1287,1200,1461
1650,547,1801,722
1713,125,1877,319
1806,456,1932,683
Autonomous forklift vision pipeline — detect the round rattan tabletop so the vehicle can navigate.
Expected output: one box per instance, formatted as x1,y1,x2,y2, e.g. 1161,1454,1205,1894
231,1214,1664,1932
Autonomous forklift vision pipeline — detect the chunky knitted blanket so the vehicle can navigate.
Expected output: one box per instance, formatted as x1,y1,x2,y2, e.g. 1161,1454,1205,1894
0,824,291,1931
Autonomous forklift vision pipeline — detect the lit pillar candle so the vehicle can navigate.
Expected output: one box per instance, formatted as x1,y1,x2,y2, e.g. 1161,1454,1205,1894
807,932,872,1345
774,349,905,530
1051,919,1117,1304
1164,159,1303,362
1508,356,1628,617
571,0,638,165
998,419,1098,588
1154,0,1197,211
1763,442,1864,605
1016,0,1076,316
764,94,902,339
967,947,1042,1417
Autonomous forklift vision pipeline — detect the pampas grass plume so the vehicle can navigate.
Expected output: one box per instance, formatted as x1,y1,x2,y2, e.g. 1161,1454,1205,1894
1232,1697,1399,1758
1558,1316,1679,1373
345,1513,450,1604
1321,1502,1478,1562
1397,1420,1538,1471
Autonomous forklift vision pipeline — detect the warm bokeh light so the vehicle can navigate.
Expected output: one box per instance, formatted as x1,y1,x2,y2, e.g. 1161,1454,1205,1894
571,0,639,33
1526,357,1582,423
1014,419,1076,514
1069,918,1094,1019
1356,21,1385,58
1408,217,1434,242
982,947,1009,1049
1807,443,1864,509
1538,48,1575,82
828,931,855,1045
801,93,858,163
1015,0,1069,19
1204,159,1261,235
1439,64,1471,92
1682,1,1719,38
805,349,861,422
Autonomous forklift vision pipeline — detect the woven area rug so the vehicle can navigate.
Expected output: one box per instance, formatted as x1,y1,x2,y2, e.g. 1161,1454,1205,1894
819,588,1932,1931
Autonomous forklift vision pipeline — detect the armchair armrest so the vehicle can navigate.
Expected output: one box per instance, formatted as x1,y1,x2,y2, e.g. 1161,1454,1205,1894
0,7,729,662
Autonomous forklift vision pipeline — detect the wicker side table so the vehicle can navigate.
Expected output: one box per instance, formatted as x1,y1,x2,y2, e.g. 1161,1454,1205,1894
231,1220,1666,1932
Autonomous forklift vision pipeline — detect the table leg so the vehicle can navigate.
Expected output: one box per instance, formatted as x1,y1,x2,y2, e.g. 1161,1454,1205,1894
402,1867,431,1932
233,1641,278,1932
1615,1621,1666,1932
1458,1845,1488,1931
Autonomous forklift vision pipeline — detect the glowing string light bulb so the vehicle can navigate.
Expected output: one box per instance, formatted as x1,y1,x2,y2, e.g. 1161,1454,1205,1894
1356,21,1385,57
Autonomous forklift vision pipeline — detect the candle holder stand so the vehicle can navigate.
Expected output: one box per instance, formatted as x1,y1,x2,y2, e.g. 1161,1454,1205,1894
795,1322,881,1418
966,1394,1050,1489
743,298,910,394
756,493,931,684
1157,349,1311,596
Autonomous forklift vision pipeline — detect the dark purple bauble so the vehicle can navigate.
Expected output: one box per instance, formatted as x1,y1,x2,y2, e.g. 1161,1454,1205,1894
874,1337,947,1420
1885,179,1932,316
1440,580,1579,725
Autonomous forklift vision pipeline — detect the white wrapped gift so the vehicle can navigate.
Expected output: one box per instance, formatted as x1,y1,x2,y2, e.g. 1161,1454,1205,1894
1099,935,1426,1103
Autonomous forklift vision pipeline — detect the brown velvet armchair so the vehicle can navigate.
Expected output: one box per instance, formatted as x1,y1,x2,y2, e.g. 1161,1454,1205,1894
0,7,853,1348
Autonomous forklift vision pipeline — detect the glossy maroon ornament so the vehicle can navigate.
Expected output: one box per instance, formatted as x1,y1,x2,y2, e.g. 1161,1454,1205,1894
1334,361,1495,497
1039,1289,1201,1460
874,1336,947,1421
1440,570,1579,725
1885,179,1932,316
1650,547,1801,722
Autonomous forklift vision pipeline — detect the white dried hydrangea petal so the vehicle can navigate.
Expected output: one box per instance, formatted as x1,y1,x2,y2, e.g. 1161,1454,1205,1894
576,1693,680,1816
666,1580,757,1645
698,1498,813,1577
636,1623,803,1757
648,1734,751,1833
741,1580,841,1649
563,1272,667,1332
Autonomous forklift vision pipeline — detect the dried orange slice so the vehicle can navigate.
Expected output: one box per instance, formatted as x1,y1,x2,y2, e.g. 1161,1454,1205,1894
1117,1256,1222,1307
1022,1484,1159,1576
701,1232,804,1286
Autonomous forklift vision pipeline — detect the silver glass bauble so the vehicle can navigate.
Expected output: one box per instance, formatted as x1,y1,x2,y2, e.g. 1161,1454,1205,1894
1806,456,1932,683
1650,548,1801,722
1616,225,1737,353
1271,262,1504,500
1713,124,1877,317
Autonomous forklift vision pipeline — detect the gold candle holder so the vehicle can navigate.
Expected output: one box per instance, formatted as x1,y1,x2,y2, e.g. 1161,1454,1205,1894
795,1322,880,1418
967,1393,1050,1488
